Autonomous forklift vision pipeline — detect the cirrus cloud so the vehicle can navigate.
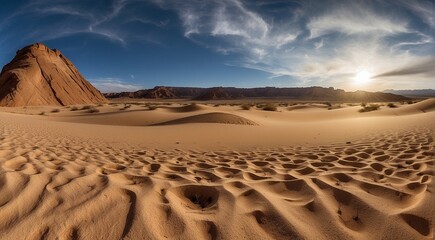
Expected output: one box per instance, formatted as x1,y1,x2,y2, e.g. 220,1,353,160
89,77,144,93
152,0,434,90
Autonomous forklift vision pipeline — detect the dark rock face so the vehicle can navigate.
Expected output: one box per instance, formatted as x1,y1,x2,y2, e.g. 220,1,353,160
0,43,107,107
194,87,233,100
104,86,409,102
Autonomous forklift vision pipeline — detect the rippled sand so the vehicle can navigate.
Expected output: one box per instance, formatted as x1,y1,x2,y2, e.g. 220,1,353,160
0,99,433,239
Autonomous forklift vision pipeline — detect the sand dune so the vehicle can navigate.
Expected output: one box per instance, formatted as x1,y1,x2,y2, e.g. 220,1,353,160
0,100,433,239
154,112,258,126
286,103,329,111
163,103,208,113
391,98,435,115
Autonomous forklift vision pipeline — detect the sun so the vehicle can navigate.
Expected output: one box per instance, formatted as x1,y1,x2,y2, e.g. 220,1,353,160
354,70,372,84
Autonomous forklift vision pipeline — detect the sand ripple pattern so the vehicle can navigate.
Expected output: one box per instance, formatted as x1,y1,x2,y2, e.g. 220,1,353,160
0,124,433,239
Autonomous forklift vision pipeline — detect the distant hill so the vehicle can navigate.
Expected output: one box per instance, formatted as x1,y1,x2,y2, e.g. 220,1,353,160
0,43,107,107
383,89,435,98
104,86,409,102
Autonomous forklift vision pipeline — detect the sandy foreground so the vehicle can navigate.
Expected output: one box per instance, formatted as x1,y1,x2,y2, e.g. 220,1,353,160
0,99,434,239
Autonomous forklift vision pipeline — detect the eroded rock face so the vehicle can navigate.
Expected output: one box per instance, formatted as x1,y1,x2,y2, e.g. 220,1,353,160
0,43,107,106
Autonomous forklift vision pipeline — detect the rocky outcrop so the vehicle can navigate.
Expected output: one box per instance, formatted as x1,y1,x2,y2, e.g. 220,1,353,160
0,43,107,106
194,87,233,100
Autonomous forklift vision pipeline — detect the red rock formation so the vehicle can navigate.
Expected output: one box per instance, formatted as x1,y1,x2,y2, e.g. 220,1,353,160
0,43,107,106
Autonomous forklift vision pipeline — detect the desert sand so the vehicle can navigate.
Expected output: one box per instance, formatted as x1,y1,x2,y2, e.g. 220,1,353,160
0,99,433,239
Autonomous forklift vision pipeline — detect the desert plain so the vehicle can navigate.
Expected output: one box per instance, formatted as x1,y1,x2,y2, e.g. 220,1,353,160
0,99,433,239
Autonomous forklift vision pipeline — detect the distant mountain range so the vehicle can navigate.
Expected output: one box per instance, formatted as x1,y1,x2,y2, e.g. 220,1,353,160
383,89,435,98
104,86,409,102
1,43,427,107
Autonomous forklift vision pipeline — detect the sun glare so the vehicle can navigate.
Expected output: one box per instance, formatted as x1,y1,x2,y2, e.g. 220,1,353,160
354,70,372,85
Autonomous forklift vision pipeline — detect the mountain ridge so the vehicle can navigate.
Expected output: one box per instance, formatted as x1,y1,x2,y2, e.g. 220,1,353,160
104,86,410,102
383,89,435,98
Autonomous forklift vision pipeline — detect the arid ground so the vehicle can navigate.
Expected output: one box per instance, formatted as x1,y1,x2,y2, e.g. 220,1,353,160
0,99,433,239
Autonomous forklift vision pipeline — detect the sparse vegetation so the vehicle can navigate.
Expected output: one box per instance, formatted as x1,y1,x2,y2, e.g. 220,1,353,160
86,107,99,113
326,102,338,110
407,100,414,104
81,105,92,110
387,103,397,108
70,106,79,111
241,104,252,110
359,104,380,112
148,105,157,110
51,108,60,113
361,102,367,107
120,104,131,111
125,102,141,105
334,104,343,109
262,104,277,111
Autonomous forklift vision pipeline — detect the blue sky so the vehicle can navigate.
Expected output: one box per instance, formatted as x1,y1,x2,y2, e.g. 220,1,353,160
0,0,434,92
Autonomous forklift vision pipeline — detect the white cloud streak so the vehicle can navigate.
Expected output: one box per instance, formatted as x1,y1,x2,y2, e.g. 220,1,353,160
2,0,433,91
153,0,300,63
393,0,435,28
4,0,163,46
152,0,434,90
307,6,408,38
89,78,144,93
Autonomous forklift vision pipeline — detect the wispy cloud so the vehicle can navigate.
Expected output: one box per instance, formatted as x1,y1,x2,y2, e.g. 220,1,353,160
153,0,300,62
89,77,144,93
307,4,408,38
314,39,324,49
124,17,170,28
2,0,161,47
28,1,124,45
392,0,435,28
151,0,434,90
372,57,435,78
1,0,433,91
181,9,201,37
33,6,95,20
